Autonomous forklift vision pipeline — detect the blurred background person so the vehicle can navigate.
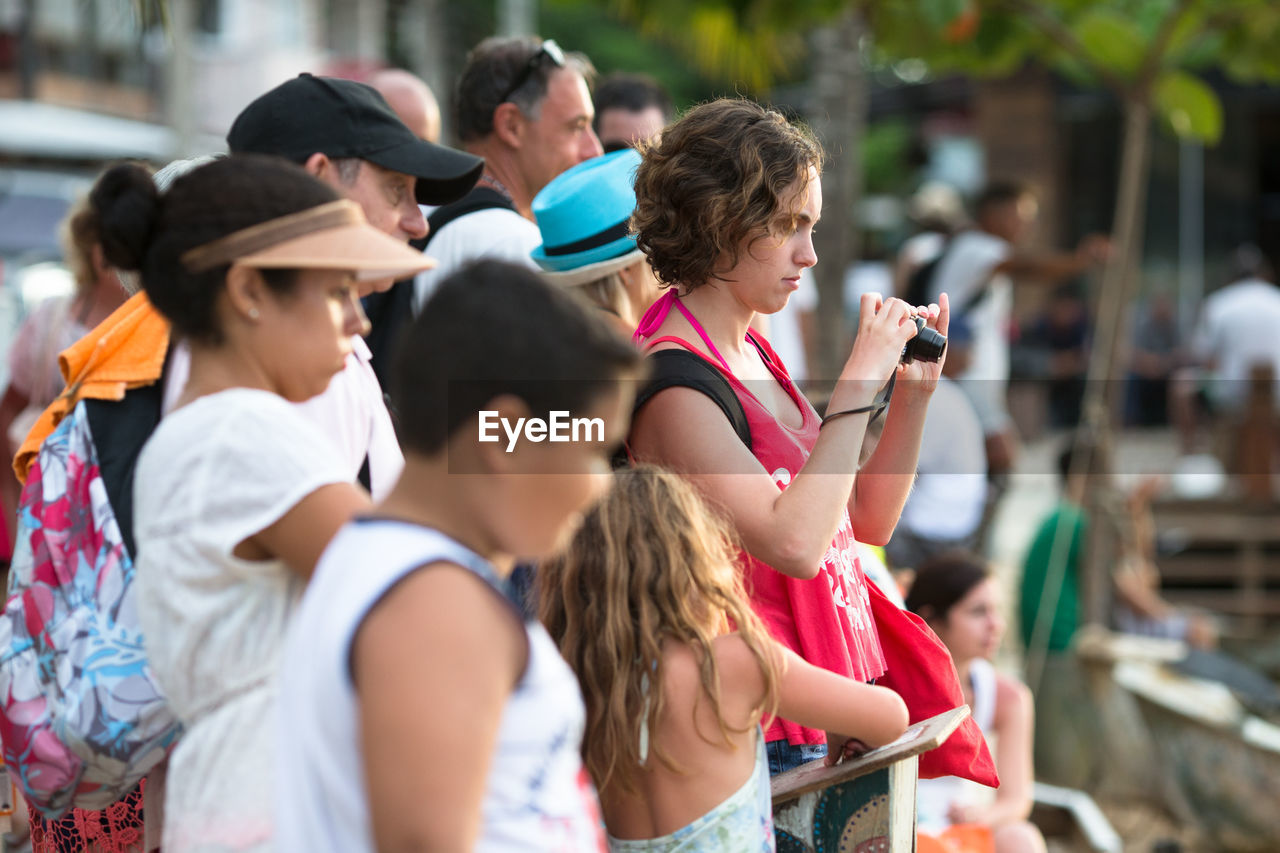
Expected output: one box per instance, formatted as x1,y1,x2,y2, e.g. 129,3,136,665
592,71,673,152
368,67,442,142
885,317,988,570
1171,243,1280,455
1,192,129,545
6,157,213,853
907,553,1046,853
893,181,967,299
1111,476,1218,648
1019,437,1216,786
1125,287,1183,427
1022,283,1090,429
925,181,1109,481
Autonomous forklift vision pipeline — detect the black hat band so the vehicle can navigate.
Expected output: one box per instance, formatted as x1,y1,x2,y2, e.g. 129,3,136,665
543,219,631,257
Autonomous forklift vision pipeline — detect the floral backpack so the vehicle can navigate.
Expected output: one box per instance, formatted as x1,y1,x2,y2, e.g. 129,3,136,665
0,385,179,817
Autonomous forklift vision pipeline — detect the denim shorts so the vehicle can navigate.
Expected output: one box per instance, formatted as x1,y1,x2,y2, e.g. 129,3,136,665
765,740,828,776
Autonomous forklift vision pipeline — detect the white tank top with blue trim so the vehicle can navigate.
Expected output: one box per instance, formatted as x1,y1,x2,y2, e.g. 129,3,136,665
275,518,606,851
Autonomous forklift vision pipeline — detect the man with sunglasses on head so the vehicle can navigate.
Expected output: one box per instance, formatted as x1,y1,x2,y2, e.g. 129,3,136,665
410,36,603,319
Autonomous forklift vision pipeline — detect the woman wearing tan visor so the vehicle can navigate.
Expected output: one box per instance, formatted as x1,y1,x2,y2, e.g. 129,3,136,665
105,154,431,851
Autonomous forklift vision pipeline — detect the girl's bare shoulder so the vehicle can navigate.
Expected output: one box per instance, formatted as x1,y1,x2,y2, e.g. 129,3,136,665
660,633,771,695
993,669,1033,728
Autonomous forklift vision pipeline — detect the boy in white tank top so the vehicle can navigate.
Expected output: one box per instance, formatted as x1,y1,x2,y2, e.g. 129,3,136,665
276,260,643,851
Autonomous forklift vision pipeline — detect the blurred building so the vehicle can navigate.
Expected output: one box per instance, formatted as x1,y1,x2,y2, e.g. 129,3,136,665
0,0,417,161
0,0,416,382
851,66,1280,433
871,68,1280,319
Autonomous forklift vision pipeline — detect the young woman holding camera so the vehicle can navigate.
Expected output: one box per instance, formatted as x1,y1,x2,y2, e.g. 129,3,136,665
627,98,950,773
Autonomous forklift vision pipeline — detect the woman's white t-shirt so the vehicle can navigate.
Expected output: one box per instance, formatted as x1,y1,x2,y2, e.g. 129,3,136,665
133,388,349,851
162,337,403,500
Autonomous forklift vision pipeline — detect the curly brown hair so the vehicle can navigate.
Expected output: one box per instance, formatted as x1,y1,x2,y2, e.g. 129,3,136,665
632,98,822,291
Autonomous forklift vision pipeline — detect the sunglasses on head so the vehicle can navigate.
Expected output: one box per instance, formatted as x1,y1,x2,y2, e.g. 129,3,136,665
498,39,566,105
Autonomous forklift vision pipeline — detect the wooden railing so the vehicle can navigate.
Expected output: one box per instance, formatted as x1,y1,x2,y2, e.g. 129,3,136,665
771,706,969,853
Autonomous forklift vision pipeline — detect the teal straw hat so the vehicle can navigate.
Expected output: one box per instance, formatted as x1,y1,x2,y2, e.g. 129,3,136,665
531,148,646,286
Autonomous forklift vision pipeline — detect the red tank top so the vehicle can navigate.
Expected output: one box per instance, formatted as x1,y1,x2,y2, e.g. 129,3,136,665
635,291,886,745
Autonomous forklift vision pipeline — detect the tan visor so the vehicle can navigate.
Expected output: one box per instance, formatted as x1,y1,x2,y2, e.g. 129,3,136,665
180,199,435,282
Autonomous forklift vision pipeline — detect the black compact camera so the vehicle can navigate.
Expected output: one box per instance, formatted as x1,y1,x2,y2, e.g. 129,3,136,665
901,316,947,364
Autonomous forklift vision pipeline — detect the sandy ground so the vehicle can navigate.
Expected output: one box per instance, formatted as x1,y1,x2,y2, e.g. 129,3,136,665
1097,799,1211,853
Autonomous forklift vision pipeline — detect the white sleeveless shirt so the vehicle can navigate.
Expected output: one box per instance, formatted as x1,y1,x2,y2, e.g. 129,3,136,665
275,519,606,852
915,657,998,833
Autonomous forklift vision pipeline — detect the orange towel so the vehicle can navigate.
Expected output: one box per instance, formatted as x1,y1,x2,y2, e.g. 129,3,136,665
13,292,170,485
918,824,995,853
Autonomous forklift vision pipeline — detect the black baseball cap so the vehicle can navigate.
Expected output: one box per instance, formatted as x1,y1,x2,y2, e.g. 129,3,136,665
227,73,484,206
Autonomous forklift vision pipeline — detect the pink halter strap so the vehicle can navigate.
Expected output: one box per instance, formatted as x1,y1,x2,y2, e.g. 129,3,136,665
633,290,735,374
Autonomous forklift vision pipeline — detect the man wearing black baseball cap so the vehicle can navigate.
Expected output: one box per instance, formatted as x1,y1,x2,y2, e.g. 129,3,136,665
225,73,483,503
229,73,483,245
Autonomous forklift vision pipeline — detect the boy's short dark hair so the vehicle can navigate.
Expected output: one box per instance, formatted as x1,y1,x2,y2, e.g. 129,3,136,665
974,180,1032,219
392,259,642,455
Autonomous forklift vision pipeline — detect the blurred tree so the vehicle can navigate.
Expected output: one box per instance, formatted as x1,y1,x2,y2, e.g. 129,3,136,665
540,0,722,109
611,0,835,93
613,0,1280,399
806,9,867,381
873,1,1280,426
873,0,1280,681
862,120,914,197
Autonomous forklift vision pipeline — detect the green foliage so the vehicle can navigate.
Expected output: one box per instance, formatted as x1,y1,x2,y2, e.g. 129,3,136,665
542,0,724,106
1072,9,1144,79
608,0,843,91
968,12,1035,75
861,120,914,195
1214,1,1280,82
1153,69,1222,143
917,0,969,31
870,0,1280,146
613,0,1280,145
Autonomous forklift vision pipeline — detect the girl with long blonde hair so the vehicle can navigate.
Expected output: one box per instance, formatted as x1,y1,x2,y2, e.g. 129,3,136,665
540,465,908,851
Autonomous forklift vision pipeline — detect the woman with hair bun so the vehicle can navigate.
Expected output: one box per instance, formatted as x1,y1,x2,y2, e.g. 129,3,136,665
905,553,1046,853
93,154,432,851
627,98,949,773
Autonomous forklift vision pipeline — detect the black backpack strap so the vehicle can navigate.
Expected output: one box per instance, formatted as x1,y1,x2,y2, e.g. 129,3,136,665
634,350,752,451
357,455,372,492
905,233,994,317
361,275,419,390
83,380,165,562
904,236,951,308
363,187,517,389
